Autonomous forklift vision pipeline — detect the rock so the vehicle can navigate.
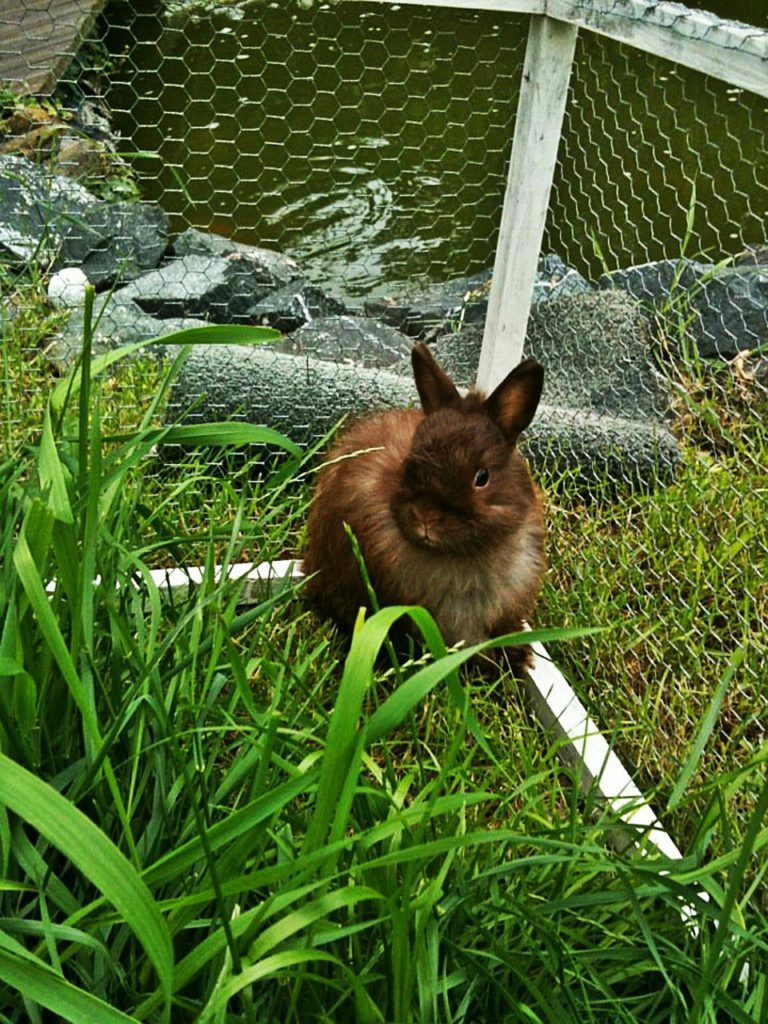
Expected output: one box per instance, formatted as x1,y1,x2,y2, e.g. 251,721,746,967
48,291,208,370
163,283,680,491
525,405,681,493
48,267,89,308
249,281,347,334
524,289,667,418
114,252,293,322
275,315,413,368
0,153,96,261
599,259,702,307
363,269,492,338
363,256,591,340
71,97,114,143
57,201,169,287
53,134,108,180
172,226,303,283
599,259,768,359
533,253,592,303
166,347,412,439
0,154,166,287
417,290,669,421
420,331,479,386
165,345,680,491
735,244,768,267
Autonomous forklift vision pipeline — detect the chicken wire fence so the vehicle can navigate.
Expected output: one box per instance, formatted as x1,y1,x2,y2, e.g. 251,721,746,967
1,1,766,799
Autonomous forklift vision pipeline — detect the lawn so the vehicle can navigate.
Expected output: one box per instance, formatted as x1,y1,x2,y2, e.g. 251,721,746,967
0,274,765,1022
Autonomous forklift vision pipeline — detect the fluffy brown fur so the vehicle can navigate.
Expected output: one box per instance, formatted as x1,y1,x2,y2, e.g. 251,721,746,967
302,343,546,670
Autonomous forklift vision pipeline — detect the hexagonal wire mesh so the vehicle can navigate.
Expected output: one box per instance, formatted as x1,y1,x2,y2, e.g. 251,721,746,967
103,2,526,296
538,17,768,806
1,1,766,809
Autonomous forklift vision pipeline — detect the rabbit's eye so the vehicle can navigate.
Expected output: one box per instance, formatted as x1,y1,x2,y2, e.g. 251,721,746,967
473,467,490,489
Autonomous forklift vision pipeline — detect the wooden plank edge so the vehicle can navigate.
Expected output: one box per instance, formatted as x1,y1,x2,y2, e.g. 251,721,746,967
363,0,768,98
356,0,545,12
523,635,679,848
523,633,708,933
549,0,768,58
45,558,301,603
143,558,300,604
477,16,578,393
548,0,768,98
1,0,109,96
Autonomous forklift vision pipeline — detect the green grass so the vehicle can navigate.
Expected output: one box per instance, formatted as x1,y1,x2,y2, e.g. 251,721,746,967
0,281,766,1021
536,338,768,857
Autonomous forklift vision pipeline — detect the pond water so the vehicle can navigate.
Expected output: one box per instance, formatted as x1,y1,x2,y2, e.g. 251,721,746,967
104,0,768,301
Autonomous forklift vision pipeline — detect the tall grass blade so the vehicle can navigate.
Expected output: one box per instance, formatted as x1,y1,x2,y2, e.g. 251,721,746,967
0,932,139,1024
12,509,99,743
50,323,281,415
147,323,282,347
77,286,95,493
301,606,414,858
692,774,768,1020
38,407,73,525
0,755,173,1012
198,950,342,1024
143,772,316,888
160,422,302,457
668,645,745,811
203,889,382,1016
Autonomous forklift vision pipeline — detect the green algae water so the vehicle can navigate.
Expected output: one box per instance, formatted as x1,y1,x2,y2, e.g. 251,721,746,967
105,0,768,302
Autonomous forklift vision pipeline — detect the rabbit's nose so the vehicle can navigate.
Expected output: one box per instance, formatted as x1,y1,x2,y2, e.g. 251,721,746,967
415,510,440,545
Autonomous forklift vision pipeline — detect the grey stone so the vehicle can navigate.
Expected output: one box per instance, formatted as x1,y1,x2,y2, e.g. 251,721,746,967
53,134,107,181
166,346,410,438
165,345,681,492
362,255,591,340
599,258,768,358
533,253,593,303
363,269,492,338
48,291,208,370
525,289,667,418
523,405,681,493
274,315,413,368
115,252,292,322
599,259,704,305
0,154,167,288
172,226,303,283
71,97,114,143
418,290,670,420
735,244,768,267
0,153,97,261
249,281,347,334
57,201,169,287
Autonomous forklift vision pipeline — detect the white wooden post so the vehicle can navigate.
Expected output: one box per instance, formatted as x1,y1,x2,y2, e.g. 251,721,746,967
477,15,578,393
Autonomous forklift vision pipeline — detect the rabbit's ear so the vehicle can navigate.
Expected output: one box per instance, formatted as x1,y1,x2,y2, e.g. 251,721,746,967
484,358,544,444
412,343,462,414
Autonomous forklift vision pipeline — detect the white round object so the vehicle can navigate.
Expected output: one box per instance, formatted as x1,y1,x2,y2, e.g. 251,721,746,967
48,267,89,308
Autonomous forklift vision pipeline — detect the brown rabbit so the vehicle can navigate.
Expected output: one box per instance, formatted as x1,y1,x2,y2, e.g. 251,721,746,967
302,343,546,670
